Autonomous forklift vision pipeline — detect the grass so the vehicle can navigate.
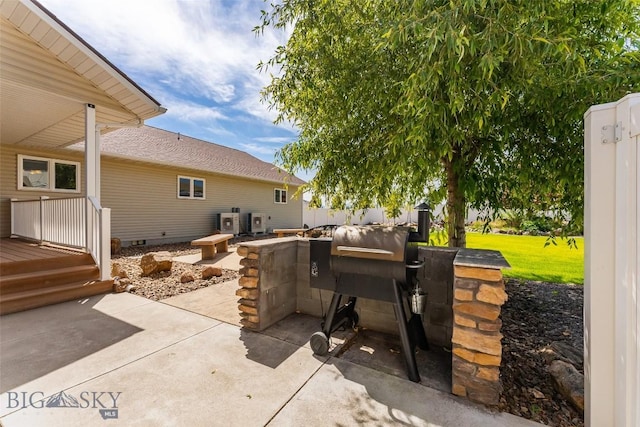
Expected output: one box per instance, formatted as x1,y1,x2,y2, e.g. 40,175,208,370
459,232,584,284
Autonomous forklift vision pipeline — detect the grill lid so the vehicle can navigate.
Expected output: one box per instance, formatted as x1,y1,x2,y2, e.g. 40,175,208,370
330,225,408,262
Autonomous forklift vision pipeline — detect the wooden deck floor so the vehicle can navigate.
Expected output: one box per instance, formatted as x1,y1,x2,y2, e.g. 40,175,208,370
0,238,84,264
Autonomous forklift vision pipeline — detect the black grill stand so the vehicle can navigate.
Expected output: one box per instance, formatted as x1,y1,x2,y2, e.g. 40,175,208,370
310,279,428,383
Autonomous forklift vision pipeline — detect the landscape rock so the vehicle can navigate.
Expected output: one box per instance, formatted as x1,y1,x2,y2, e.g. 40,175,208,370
202,266,223,279
548,360,585,412
540,341,583,367
111,262,129,279
180,272,195,283
110,238,121,255
113,277,132,293
140,251,173,276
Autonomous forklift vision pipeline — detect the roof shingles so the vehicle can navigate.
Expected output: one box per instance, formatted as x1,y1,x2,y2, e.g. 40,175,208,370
87,126,304,186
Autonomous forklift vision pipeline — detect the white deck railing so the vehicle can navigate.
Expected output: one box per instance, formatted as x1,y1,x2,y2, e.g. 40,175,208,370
10,196,111,280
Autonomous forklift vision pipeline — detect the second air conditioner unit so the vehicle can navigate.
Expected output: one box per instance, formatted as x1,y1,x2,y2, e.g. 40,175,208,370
248,212,266,234
217,212,239,235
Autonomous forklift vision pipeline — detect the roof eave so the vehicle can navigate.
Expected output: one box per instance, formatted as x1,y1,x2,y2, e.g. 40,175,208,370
26,0,165,118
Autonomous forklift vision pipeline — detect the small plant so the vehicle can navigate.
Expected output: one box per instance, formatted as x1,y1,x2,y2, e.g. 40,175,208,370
500,209,526,229
521,220,539,235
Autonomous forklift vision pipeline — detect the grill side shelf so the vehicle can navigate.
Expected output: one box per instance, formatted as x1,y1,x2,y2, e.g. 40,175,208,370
333,245,397,261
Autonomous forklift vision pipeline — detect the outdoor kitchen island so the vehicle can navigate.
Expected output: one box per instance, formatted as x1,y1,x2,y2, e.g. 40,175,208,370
235,228,509,406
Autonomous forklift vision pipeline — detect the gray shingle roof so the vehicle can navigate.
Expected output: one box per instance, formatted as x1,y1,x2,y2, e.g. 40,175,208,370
82,126,305,186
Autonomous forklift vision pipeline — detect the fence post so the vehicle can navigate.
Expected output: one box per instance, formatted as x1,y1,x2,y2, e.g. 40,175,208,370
585,93,640,426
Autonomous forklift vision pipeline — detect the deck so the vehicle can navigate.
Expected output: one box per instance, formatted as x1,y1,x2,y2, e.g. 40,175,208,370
0,238,83,264
0,238,112,315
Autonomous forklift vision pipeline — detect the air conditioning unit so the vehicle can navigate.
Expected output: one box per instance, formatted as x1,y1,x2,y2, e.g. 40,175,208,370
248,212,266,234
217,212,239,235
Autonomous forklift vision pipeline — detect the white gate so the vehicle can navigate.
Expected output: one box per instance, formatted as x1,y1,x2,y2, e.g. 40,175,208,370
584,93,639,426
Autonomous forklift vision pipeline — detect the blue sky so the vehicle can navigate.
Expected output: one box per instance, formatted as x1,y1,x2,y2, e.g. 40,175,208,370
39,0,310,180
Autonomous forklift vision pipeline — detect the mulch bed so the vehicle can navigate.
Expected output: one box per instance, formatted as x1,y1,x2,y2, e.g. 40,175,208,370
499,279,584,426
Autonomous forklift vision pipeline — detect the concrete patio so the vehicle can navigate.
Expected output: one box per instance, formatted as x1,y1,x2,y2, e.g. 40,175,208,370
1,247,542,426
0,287,542,426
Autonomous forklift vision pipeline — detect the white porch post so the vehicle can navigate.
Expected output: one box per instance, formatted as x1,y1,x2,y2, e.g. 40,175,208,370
84,103,100,199
85,104,96,251
584,93,640,427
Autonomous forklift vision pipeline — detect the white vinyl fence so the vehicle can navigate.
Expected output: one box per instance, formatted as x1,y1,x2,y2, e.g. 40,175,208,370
584,93,639,427
302,203,480,229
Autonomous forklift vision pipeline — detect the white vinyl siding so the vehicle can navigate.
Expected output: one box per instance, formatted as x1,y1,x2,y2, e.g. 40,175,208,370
1,146,303,241
101,159,302,245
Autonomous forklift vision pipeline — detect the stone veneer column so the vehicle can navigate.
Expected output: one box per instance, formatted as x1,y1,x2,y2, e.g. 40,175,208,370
235,237,299,331
236,245,261,329
451,249,510,406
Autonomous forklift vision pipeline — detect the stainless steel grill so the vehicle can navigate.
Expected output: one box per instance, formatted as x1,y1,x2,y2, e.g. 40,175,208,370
309,225,428,382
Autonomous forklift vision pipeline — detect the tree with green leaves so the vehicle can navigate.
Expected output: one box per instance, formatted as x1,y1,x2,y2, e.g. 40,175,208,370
257,0,639,247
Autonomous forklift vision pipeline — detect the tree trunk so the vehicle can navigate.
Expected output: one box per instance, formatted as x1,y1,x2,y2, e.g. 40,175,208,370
444,155,466,248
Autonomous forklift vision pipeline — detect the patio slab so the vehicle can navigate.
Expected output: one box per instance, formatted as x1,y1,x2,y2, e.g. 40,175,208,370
0,292,544,427
0,322,327,427
268,358,538,427
338,328,452,393
162,279,242,325
0,293,219,416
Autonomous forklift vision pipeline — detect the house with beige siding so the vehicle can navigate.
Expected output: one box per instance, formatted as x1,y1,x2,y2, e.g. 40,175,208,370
0,0,167,312
83,126,304,245
2,125,304,247
0,0,304,314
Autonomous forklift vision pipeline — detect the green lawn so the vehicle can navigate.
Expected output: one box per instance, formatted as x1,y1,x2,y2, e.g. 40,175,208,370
461,232,584,284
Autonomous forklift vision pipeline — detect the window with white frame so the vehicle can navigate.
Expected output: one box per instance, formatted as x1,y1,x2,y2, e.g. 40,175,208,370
178,176,205,199
18,155,80,192
274,188,287,204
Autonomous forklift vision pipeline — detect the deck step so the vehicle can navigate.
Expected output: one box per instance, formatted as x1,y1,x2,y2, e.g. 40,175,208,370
0,265,100,294
0,242,113,315
0,279,114,315
0,253,95,277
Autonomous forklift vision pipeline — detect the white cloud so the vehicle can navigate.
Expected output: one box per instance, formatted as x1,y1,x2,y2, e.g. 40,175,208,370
252,136,295,144
203,126,236,138
165,99,228,123
40,0,288,120
238,142,278,156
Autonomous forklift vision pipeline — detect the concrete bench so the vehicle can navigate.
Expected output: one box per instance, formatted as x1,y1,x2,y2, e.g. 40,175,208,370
273,228,307,238
191,234,233,260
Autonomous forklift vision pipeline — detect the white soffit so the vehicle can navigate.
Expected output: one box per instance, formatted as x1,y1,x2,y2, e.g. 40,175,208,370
0,0,165,147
